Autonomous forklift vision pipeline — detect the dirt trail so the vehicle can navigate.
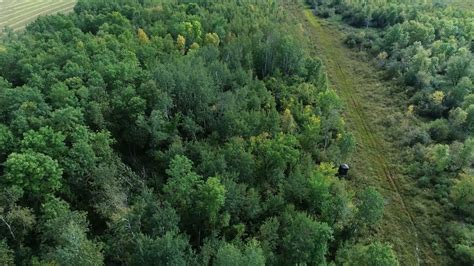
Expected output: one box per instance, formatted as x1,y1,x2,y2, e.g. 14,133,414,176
289,5,444,266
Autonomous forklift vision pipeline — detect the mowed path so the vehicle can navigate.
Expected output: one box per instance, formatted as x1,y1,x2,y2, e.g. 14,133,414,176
287,3,446,266
0,0,77,33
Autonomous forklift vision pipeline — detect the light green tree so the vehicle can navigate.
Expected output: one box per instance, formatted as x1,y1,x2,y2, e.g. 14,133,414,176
451,174,474,218
20,126,66,159
339,242,399,266
4,151,62,197
196,177,226,225
427,144,451,173
214,240,265,266
163,155,201,212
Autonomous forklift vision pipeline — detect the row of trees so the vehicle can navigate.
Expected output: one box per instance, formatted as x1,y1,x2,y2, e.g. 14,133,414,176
0,0,398,265
309,0,473,264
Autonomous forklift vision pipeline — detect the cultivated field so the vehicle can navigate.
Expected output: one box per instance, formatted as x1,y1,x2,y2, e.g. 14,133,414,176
450,0,474,10
0,0,77,33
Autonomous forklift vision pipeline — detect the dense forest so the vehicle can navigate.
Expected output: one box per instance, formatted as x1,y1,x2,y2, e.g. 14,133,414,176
0,0,402,265
309,0,473,264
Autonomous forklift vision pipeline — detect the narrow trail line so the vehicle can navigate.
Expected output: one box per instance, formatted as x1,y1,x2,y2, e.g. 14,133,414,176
286,3,445,265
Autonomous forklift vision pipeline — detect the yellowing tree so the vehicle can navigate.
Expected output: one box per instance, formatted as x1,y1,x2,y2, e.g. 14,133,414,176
137,28,150,44
189,42,200,51
431,91,445,105
204,33,220,47
176,34,186,52
281,108,297,133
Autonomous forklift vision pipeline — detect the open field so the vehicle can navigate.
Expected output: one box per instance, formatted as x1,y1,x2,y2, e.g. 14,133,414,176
0,0,77,33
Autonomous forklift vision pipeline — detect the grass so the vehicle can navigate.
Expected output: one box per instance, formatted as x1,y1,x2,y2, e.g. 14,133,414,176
284,2,449,265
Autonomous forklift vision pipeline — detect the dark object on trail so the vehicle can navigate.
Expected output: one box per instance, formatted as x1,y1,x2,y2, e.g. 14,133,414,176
338,164,349,176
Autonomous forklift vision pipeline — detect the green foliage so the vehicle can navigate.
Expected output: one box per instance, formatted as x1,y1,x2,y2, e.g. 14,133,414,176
338,242,399,266
258,217,280,263
281,210,333,265
304,163,358,233
466,105,474,131
321,180,354,231
130,232,193,266
355,187,385,228
204,33,220,47
0,124,14,159
163,155,201,212
250,133,300,185
308,163,338,211
312,0,473,263
428,119,450,142
20,126,66,159
0,0,370,264
196,177,226,225
104,190,182,264
214,240,265,266
40,197,104,266
446,49,473,86
4,152,62,197
0,239,14,266
427,144,451,173
445,222,474,265
451,175,474,218
0,186,36,244
164,155,227,240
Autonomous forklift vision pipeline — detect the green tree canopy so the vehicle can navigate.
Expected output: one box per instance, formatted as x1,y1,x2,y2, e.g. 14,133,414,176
451,174,474,218
355,187,385,228
338,242,399,266
281,210,333,265
4,151,62,198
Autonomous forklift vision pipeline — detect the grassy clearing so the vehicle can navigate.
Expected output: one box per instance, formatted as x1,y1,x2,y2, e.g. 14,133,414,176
285,2,449,265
